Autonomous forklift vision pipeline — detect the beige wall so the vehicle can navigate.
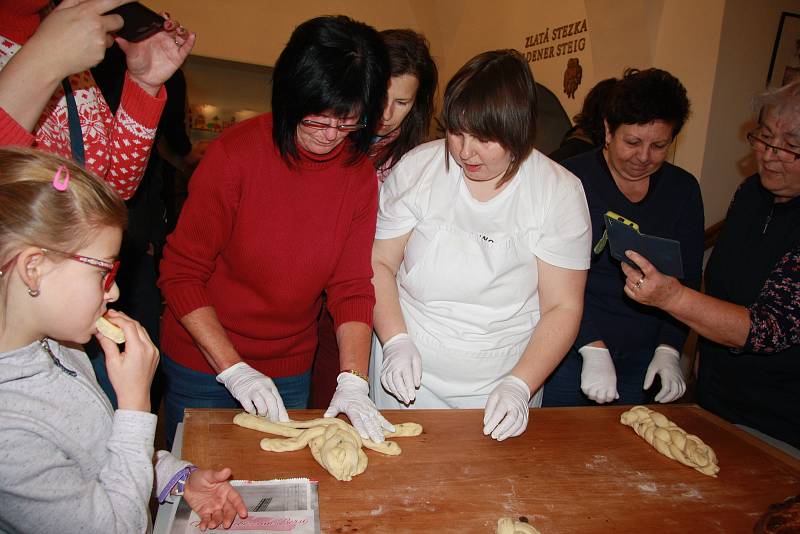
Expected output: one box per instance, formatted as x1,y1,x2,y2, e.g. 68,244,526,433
146,0,423,65
651,0,725,190
417,0,593,121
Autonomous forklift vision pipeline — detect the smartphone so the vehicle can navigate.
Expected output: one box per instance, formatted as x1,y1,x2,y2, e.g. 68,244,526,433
106,2,165,42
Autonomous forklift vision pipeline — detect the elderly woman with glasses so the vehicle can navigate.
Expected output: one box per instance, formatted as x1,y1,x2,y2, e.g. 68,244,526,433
158,16,393,447
621,80,800,454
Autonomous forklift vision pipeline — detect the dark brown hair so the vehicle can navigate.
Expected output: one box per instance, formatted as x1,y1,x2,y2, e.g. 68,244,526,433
442,49,537,187
605,68,690,138
373,29,438,172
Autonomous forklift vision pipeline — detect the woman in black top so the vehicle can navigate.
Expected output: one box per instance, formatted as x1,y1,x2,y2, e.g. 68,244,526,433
543,68,704,407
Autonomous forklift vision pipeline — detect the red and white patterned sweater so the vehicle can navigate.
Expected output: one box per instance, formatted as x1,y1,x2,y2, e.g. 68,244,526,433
0,35,166,200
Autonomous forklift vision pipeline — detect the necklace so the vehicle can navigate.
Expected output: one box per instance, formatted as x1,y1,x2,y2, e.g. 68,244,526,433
39,338,77,377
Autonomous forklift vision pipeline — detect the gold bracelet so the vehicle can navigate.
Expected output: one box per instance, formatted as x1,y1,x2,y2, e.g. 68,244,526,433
343,369,368,382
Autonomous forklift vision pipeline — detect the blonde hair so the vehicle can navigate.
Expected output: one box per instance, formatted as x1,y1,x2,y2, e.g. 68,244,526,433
0,147,127,269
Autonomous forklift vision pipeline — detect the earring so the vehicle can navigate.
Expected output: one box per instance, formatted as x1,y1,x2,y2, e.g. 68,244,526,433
27,287,40,297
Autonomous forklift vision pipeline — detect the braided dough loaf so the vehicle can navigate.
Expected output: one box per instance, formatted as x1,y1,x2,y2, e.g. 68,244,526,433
620,405,719,477
496,517,541,533
233,413,422,481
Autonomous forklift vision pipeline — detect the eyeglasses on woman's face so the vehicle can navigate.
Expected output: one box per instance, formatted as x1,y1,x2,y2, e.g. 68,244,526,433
300,118,366,132
41,248,120,292
747,130,800,163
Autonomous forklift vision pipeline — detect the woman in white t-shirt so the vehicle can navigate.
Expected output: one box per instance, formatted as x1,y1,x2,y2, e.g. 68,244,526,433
371,49,591,441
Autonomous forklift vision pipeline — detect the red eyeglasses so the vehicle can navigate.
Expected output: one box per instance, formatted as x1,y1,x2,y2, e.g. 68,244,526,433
41,248,120,292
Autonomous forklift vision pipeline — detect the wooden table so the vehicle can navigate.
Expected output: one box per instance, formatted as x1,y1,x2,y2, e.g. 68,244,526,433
182,405,800,533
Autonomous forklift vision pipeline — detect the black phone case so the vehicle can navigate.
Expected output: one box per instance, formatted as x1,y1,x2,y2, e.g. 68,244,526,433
605,215,684,278
107,3,164,42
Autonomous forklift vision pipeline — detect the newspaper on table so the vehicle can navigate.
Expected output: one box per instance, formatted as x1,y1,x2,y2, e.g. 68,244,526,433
169,478,320,534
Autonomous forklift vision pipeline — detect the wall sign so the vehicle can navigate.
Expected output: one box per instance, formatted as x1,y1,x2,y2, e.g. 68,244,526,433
522,19,588,63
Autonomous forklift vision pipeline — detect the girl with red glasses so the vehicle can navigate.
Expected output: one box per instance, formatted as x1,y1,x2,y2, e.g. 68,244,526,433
0,148,246,532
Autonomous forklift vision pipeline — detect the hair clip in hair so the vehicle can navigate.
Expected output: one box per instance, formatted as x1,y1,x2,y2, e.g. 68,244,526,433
52,165,70,191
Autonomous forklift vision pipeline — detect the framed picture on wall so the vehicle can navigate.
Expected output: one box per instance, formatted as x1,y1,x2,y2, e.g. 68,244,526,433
767,12,800,88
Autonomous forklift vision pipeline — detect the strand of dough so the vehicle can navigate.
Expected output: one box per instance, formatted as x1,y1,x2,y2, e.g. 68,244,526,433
620,405,719,477
496,517,541,533
233,413,422,454
233,413,422,481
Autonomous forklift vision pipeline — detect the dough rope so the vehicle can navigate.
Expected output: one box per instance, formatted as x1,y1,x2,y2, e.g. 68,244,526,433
620,405,719,477
496,517,541,533
233,413,422,481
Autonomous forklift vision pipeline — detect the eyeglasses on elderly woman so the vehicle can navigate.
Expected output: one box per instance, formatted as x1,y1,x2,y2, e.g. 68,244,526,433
747,130,800,163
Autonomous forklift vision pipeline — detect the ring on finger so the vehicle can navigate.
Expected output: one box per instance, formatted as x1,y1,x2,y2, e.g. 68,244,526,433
634,276,645,289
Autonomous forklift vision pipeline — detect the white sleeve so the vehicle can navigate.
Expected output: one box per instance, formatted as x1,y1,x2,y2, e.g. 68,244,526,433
375,153,423,240
531,169,592,270
375,141,438,239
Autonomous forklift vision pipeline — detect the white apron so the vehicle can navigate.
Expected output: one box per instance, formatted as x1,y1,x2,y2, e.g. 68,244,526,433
370,177,545,409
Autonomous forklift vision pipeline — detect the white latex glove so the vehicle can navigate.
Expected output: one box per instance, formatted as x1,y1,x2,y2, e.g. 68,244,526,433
216,362,289,421
324,372,395,443
644,345,686,403
579,345,619,404
380,333,422,404
482,375,531,441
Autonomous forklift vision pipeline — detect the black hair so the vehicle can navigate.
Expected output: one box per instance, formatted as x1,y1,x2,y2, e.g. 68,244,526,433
373,29,438,172
573,77,617,146
605,68,690,138
271,15,389,165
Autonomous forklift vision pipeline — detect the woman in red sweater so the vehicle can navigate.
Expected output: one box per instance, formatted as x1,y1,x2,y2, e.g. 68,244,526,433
158,15,392,447
312,28,438,407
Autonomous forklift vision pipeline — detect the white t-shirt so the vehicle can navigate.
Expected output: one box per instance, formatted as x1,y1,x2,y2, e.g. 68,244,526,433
377,139,591,352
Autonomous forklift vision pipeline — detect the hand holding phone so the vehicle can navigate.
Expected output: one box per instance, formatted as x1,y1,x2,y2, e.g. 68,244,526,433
111,3,195,96
106,2,165,42
603,211,684,278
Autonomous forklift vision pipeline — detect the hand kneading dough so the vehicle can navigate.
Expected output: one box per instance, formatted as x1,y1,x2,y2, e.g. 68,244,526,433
496,517,541,534
96,316,125,343
620,405,719,477
233,413,422,481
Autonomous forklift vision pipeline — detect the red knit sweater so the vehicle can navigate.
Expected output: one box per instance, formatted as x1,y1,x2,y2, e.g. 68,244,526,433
158,114,378,377
0,7,165,200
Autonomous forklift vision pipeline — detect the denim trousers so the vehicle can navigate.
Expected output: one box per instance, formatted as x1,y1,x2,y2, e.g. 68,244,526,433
161,354,311,449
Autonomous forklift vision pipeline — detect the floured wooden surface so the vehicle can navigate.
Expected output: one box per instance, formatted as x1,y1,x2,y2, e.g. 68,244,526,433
183,406,800,533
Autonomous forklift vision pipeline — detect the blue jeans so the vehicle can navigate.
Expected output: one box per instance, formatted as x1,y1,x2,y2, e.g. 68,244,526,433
543,347,655,407
161,354,311,449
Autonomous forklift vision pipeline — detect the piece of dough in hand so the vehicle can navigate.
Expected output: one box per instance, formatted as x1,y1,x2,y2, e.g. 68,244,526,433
96,316,125,344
